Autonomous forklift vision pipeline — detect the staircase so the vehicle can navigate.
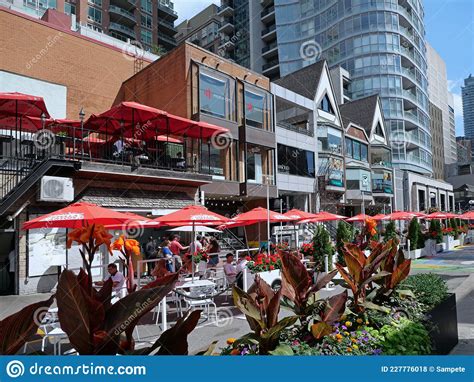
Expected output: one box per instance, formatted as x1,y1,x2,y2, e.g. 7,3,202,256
216,229,246,251
0,157,78,217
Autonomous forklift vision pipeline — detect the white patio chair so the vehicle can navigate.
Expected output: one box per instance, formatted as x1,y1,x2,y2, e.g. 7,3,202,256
183,285,218,325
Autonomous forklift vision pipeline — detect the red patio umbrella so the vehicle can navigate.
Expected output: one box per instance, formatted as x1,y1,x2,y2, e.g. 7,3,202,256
346,213,371,222
104,212,156,230
283,209,317,222
0,92,50,118
300,211,347,223
459,211,474,220
385,211,416,221
228,207,290,228
371,214,389,221
424,212,458,220
22,202,136,230
0,115,50,132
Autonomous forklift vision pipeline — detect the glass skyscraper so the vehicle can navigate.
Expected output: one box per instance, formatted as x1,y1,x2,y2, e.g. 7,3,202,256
462,75,474,139
274,0,432,175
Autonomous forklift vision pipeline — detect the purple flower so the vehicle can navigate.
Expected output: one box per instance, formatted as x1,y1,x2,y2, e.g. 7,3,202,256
372,349,382,355
342,325,347,330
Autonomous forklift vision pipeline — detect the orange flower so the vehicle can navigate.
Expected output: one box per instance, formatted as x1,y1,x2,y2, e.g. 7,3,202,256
124,239,141,256
365,218,377,237
110,235,125,251
67,226,84,248
93,224,113,247
226,338,236,345
230,349,240,355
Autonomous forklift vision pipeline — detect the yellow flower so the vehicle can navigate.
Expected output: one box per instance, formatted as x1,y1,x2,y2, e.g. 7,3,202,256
346,347,352,352
345,321,352,327
344,331,350,336
352,345,359,350
351,338,357,343
356,318,363,324
365,321,370,325
226,338,236,345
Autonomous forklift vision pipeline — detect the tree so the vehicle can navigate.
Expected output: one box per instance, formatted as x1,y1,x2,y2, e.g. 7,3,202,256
429,220,443,244
312,225,335,272
408,218,420,250
384,221,397,242
335,221,354,266
450,218,459,239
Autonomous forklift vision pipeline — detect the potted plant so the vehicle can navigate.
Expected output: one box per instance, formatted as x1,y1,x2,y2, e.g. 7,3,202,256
407,218,424,259
399,273,458,354
246,252,282,290
428,220,444,252
311,225,334,275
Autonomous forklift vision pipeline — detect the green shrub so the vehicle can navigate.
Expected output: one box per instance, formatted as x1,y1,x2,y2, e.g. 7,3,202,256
408,218,419,250
383,221,397,242
336,221,354,266
378,318,432,355
312,225,334,272
429,220,443,243
450,218,459,239
398,273,449,310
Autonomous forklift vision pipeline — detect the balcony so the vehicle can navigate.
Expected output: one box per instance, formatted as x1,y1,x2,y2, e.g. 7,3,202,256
109,22,136,39
158,33,177,48
218,17,234,34
108,5,136,26
157,2,178,20
262,41,278,58
277,121,314,137
261,24,276,41
261,5,275,23
158,18,177,34
217,3,233,17
262,59,279,76
218,40,235,51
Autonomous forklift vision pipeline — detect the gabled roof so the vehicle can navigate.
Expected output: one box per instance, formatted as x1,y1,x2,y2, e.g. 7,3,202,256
338,94,379,135
274,60,326,100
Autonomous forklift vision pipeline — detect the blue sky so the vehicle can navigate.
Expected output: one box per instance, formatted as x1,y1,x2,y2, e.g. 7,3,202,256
174,0,474,135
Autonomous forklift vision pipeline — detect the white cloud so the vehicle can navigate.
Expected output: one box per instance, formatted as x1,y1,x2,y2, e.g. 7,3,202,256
174,0,219,24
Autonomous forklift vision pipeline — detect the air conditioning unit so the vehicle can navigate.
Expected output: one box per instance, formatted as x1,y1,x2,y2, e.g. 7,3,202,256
38,176,74,202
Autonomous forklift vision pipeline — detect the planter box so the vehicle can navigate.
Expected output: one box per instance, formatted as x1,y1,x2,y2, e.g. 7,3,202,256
427,293,458,354
403,248,423,259
436,243,446,252
258,269,281,289
422,239,437,257
443,235,460,251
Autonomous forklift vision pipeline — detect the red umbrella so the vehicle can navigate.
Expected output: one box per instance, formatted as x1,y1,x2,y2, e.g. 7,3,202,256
155,135,183,144
372,214,389,221
104,212,156,230
153,205,229,226
0,115,50,132
0,92,50,118
424,212,458,220
346,213,371,222
385,211,416,221
459,211,474,220
300,211,347,223
228,207,290,228
283,209,317,222
22,202,135,230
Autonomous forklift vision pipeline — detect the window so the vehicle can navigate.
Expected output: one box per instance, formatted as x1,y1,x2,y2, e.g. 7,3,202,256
64,2,75,15
87,7,102,23
88,0,101,6
141,14,152,29
277,144,315,178
347,169,371,192
318,157,344,187
141,0,152,13
318,126,342,154
141,29,152,45
345,137,368,163
320,94,335,114
199,67,236,121
375,122,384,136
373,171,393,194
244,84,273,130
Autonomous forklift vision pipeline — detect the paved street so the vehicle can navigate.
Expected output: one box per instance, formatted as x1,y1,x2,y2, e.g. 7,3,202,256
1,244,473,355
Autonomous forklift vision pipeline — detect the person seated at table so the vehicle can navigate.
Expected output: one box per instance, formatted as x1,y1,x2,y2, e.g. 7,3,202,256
160,240,174,272
223,253,237,285
175,152,186,169
112,139,124,158
95,263,125,294
235,253,248,289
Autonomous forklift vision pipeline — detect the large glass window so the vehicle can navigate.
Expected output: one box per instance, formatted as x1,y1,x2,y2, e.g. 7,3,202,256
201,140,238,181
372,171,393,193
345,137,369,163
319,94,335,114
318,157,344,187
199,67,236,121
318,126,342,154
277,144,315,178
244,85,273,131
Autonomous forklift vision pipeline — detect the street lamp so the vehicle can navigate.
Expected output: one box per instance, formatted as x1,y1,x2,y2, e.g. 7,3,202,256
263,174,274,248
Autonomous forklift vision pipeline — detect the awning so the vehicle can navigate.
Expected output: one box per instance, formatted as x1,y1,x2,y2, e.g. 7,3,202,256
77,188,194,211
85,101,229,140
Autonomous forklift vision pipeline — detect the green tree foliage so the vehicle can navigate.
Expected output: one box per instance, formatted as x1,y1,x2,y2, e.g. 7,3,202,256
407,218,424,250
383,221,397,242
336,221,354,266
312,225,335,272
429,220,443,243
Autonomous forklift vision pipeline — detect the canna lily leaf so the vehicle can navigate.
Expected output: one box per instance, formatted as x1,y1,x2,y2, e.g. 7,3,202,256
311,321,333,340
232,286,264,329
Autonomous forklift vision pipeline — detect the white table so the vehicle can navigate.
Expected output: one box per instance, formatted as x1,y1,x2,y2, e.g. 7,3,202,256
176,279,216,289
